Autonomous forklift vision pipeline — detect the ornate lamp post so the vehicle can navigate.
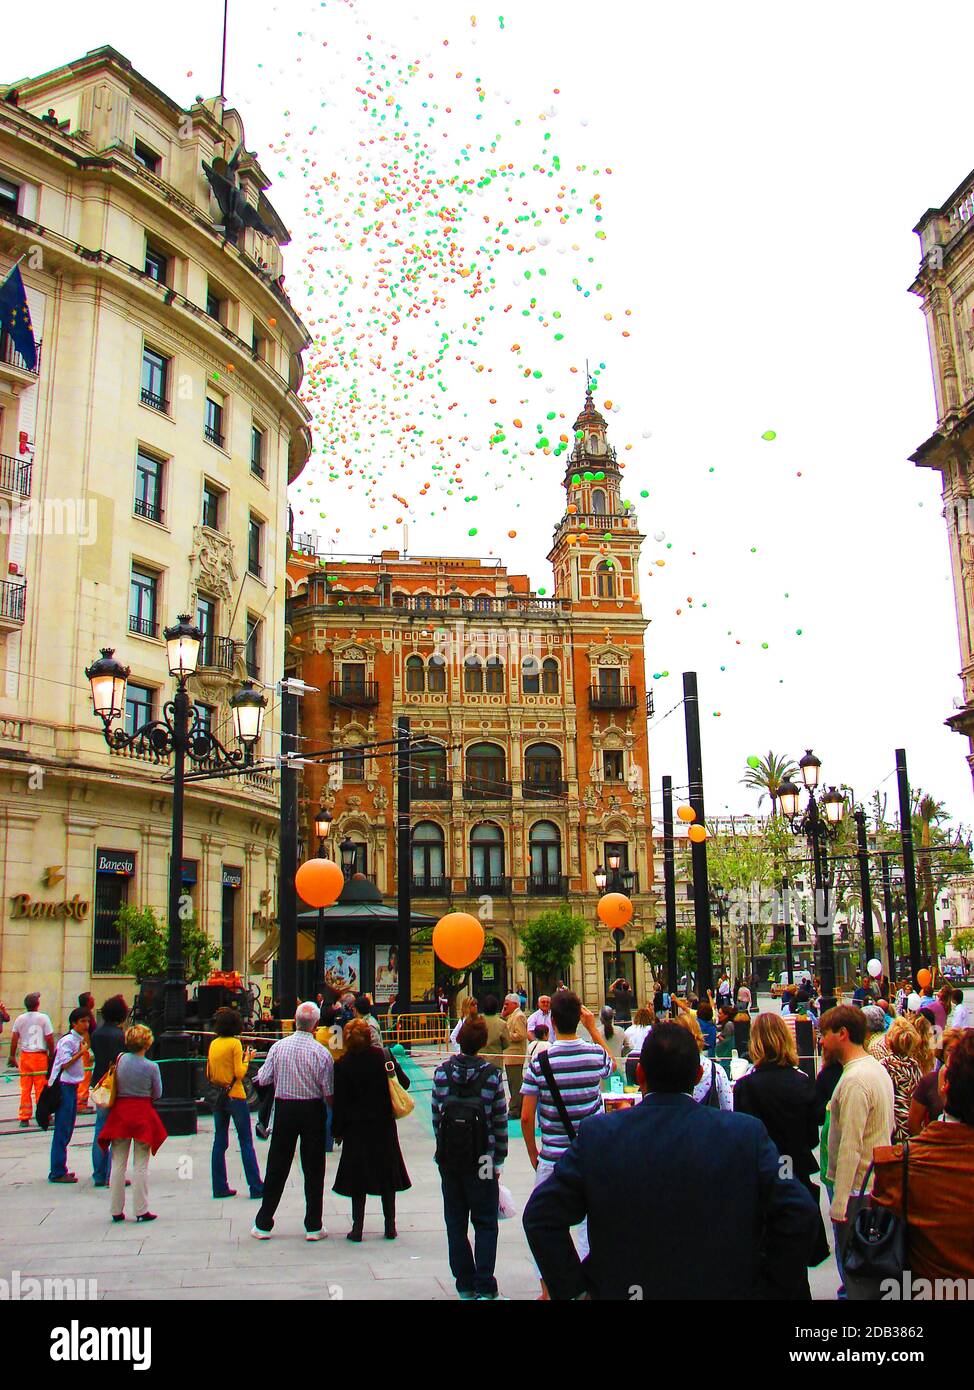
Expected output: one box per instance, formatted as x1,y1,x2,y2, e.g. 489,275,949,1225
778,749,847,1011
709,882,728,975
85,620,267,1135
313,807,334,996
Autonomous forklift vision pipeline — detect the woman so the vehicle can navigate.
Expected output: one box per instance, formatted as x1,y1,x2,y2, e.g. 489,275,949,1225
695,1001,718,1057
450,996,478,1054
599,1006,625,1066
736,979,753,1014
207,1007,263,1200
97,1024,167,1222
909,1029,964,1133
480,996,510,1064
622,1006,654,1083
912,1012,936,1075
673,1012,732,1109
715,1004,737,1078
733,1013,830,1275
879,1017,925,1143
331,1017,411,1241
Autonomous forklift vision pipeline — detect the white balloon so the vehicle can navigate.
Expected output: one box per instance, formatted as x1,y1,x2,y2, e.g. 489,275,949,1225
654,531,666,542
866,958,883,978
642,429,653,438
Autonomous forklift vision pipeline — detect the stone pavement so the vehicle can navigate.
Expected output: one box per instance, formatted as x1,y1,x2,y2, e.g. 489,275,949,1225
0,1049,841,1302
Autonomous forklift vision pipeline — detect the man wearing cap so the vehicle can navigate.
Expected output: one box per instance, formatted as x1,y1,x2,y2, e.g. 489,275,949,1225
501,993,528,1119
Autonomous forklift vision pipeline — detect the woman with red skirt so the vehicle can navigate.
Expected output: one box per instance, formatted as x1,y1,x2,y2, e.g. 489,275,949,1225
97,1024,168,1222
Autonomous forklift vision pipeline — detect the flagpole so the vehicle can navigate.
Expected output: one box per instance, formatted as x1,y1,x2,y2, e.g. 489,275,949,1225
220,0,229,101
2,253,28,283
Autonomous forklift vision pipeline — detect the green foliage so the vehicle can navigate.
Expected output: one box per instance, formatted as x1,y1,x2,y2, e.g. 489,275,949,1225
520,905,591,977
951,926,974,954
411,926,469,990
635,927,696,984
739,751,799,813
118,904,220,985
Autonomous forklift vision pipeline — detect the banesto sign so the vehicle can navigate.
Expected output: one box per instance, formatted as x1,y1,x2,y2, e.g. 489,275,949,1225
9,893,90,920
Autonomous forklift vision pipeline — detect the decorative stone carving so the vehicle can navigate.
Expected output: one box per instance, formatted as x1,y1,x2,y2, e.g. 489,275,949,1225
190,526,237,604
374,784,389,811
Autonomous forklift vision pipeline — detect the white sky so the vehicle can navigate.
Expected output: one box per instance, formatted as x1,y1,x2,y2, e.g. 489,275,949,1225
7,0,974,828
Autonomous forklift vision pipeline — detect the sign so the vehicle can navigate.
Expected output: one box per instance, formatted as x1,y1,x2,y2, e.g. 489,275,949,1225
222,866,243,889
96,849,135,876
411,944,435,1004
10,893,90,920
323,945,360,994
180,859,198,884
374,944,399,1004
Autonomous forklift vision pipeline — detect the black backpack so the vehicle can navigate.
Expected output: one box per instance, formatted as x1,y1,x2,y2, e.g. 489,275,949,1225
436,1061,492,1175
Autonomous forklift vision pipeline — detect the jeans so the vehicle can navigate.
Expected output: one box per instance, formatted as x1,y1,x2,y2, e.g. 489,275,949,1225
48,1081,79,1179
92,1106,112,1184
212,1097,264,1197
254,1099,327,1233
441,1171,500,1297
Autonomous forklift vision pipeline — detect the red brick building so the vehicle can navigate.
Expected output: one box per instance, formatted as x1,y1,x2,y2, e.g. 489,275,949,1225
285,390,657,1006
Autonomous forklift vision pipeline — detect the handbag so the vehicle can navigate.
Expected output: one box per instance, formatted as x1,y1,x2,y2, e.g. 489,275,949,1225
203,1061,234,1115
90,1059,118,1109
383,1049,414,1121
842,1141,909,1300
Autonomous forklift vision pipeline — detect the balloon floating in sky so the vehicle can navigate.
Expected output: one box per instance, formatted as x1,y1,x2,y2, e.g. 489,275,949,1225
761,430,777,441
746,755,761,769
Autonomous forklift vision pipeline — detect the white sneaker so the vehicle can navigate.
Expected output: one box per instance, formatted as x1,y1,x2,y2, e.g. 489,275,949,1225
250,1225,272,1240
305,1228,327,1241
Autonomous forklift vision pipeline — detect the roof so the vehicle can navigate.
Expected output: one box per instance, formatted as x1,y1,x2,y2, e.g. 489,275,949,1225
296,904,438,926
574,388,608,432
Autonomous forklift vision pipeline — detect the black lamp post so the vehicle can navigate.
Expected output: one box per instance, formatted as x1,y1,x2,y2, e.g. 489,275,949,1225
313,807,334,997
779,749,847,1012
710,883,728,976
85,621,267,1136
595,855,635,1014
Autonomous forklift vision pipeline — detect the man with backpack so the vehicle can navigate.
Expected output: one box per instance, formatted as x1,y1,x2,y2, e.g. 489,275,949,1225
431,1014,509,1301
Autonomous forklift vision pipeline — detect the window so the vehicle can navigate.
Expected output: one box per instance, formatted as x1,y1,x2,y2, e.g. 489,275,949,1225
341,662,366,695
522,657,540,695
193,701,214,736
542,658,560,694
252,324,267,359
592,489,606,515
603,749,625,782
472,595,491,613
196,596,216,666
597,667,621,698
251,424,265,478
525,743,562,790
464,655,483,694
245,615,261,680
0,176,19,213
144,243,168,284
605,842,630,870
392,592,406,608
466,742,505,791
93,871,129,974
596,560,615,598
405,655,424,692
204,395,225,448
344,841,368,873
140,347,169,412
125,682,154,736
485,656,504,693
133,139,161,174
530,821,562,883
248,514,263,578
206,285,224,323
134,449,164,523
343,744,365,782
201,480,223,531
411,742,447,791
412,821,445,885
129,566,158,638
470,823,504,882
427,654,446,692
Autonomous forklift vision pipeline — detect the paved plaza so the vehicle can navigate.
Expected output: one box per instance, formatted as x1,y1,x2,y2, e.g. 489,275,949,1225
0,1040,842,1302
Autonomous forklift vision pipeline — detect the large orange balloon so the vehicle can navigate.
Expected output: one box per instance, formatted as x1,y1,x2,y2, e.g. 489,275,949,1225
916,968,932,989
688,824,708,844
597,892,634,930
433,912,485,970
677,805,696,823
295,858,344,908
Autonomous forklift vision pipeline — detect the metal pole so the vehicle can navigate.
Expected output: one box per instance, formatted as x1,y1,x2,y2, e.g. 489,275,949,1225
662,775,678,998
278,684,298,1016
880,852,897,980
782,873,794,986
895,748,925,980
809,797,836,1010
854,809,876,966
220,0,229,100
315,836,326,998
396,715,412,1016
683,673,713,997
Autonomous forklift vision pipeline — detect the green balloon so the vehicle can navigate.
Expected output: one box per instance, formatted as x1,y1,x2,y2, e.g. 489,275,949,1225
746,756,760,769
583,471,595,481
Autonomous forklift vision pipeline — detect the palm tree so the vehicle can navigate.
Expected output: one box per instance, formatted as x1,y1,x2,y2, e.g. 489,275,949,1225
740,752,800,815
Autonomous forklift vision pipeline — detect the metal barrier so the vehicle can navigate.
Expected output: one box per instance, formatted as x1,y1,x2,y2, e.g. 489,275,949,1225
383,1012,450,1047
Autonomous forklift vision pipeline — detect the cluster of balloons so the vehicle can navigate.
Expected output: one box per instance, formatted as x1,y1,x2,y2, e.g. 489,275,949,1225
676,803,708,843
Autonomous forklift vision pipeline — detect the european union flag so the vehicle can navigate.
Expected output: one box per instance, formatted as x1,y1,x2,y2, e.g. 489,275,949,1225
0,263,37,372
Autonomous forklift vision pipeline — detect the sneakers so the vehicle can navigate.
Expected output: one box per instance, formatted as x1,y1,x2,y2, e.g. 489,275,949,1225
305,1228,327,1241
250,1225,272,1240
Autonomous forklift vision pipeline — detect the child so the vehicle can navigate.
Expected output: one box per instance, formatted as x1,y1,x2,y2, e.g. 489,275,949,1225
526,1023,550,1066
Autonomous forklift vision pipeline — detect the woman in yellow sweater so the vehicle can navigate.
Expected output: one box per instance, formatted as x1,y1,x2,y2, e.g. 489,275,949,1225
207,1008,264,1200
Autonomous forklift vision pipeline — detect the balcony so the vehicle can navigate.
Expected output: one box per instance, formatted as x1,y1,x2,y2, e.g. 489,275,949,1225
0,332,41,378
409,777,452,800
204,424,225,449
522,778,569,799
140,387,168,413
199,634,237,672
463,778,512,800
0,453,31,497
466,875,511,897
129,615,158,639
0,579,26,626
410,875,449,896
328,679,379,708
589,683,639,710
528,874,570,896
134,496,164,524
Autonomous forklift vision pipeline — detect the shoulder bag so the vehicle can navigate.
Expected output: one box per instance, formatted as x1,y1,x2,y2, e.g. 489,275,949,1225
90,1058,118,1109
538,1050,576,1142
204,1056,235,1115
842,1141,909,1300
383,1048,414,1121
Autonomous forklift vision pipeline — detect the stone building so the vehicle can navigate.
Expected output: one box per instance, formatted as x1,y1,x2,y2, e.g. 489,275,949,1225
0,47,311,1026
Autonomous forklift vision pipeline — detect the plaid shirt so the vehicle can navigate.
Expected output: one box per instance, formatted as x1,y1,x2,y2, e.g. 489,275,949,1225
256,1030,334,1101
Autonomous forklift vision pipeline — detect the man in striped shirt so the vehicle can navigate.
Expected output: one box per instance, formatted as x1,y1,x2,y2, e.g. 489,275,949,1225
251,1002,333,1241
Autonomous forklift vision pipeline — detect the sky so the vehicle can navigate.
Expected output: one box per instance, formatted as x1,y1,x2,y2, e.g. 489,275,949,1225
6,0,974,829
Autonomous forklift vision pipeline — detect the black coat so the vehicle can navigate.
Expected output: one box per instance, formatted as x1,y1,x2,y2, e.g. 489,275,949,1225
331,1047,411,1197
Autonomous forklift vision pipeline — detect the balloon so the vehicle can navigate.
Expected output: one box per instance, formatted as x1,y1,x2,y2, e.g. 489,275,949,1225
677,805,696,823
866,959,883,979
746,755,761,769
916,968,932,989
596,892,633,930
761,430,776,440
433,912,485,970
295,858,344,909
688,824,707,843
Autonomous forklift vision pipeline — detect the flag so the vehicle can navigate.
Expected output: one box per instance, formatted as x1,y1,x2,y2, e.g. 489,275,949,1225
0,263,37,371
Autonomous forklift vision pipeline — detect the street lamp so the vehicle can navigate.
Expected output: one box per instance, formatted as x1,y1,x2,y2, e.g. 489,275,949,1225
594,866,608,893
85,621,268,1135
710,882,728,975
312,808,334,996
779,750,847,1010
338,836,358,879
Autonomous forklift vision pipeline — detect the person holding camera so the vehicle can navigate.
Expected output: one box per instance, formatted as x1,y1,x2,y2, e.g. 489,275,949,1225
207,1007,264,1201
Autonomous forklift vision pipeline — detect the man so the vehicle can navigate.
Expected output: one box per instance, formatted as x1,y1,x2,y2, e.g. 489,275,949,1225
520,990,612,1289
919,983,947,1031
352,993,382,1048
48,1007,93,1183
431,1014,509,1300
335,992,356,1028
252,1001,333,1240
949,987,972,1031
516,984,528,1012
89,996,128,1186
526,994,552,1042
820,1004,895,1293
523,1022,817,1299
501,993,528,1119
716,971,732,1007
8,992,55,1127
76,992,97,1112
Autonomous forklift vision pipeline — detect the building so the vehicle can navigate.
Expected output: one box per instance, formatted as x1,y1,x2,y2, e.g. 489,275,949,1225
0,48,311,1026
286,390,657,1006
910,168,974,788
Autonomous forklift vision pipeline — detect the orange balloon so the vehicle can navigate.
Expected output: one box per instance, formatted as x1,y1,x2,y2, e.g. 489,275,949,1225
295,858,344,908
597,892,634,930
433,912,485,970
677,805,696,823
688,825,708,843
916,968,932,989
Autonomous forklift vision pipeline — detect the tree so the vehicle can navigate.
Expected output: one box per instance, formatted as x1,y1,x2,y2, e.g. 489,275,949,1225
739,752,799,815
635,927,697,987
520,905,591,982
118,905,220,985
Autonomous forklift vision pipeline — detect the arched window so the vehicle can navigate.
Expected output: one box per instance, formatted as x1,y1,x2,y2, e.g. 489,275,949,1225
470,822,505,885
542,657,560,694
596,560,615,598
530,820,562,887
591,489,606,515
411,741,447,793
427,653,446,692
522,656,541,695
464,654,483,693
405,655,424,693
524,742,562,793
411,821,445,888
466,742,506,793
485,655,505,693
589,433,600,452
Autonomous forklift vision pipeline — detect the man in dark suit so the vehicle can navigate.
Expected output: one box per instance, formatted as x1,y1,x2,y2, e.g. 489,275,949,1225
522,1022,818,1300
